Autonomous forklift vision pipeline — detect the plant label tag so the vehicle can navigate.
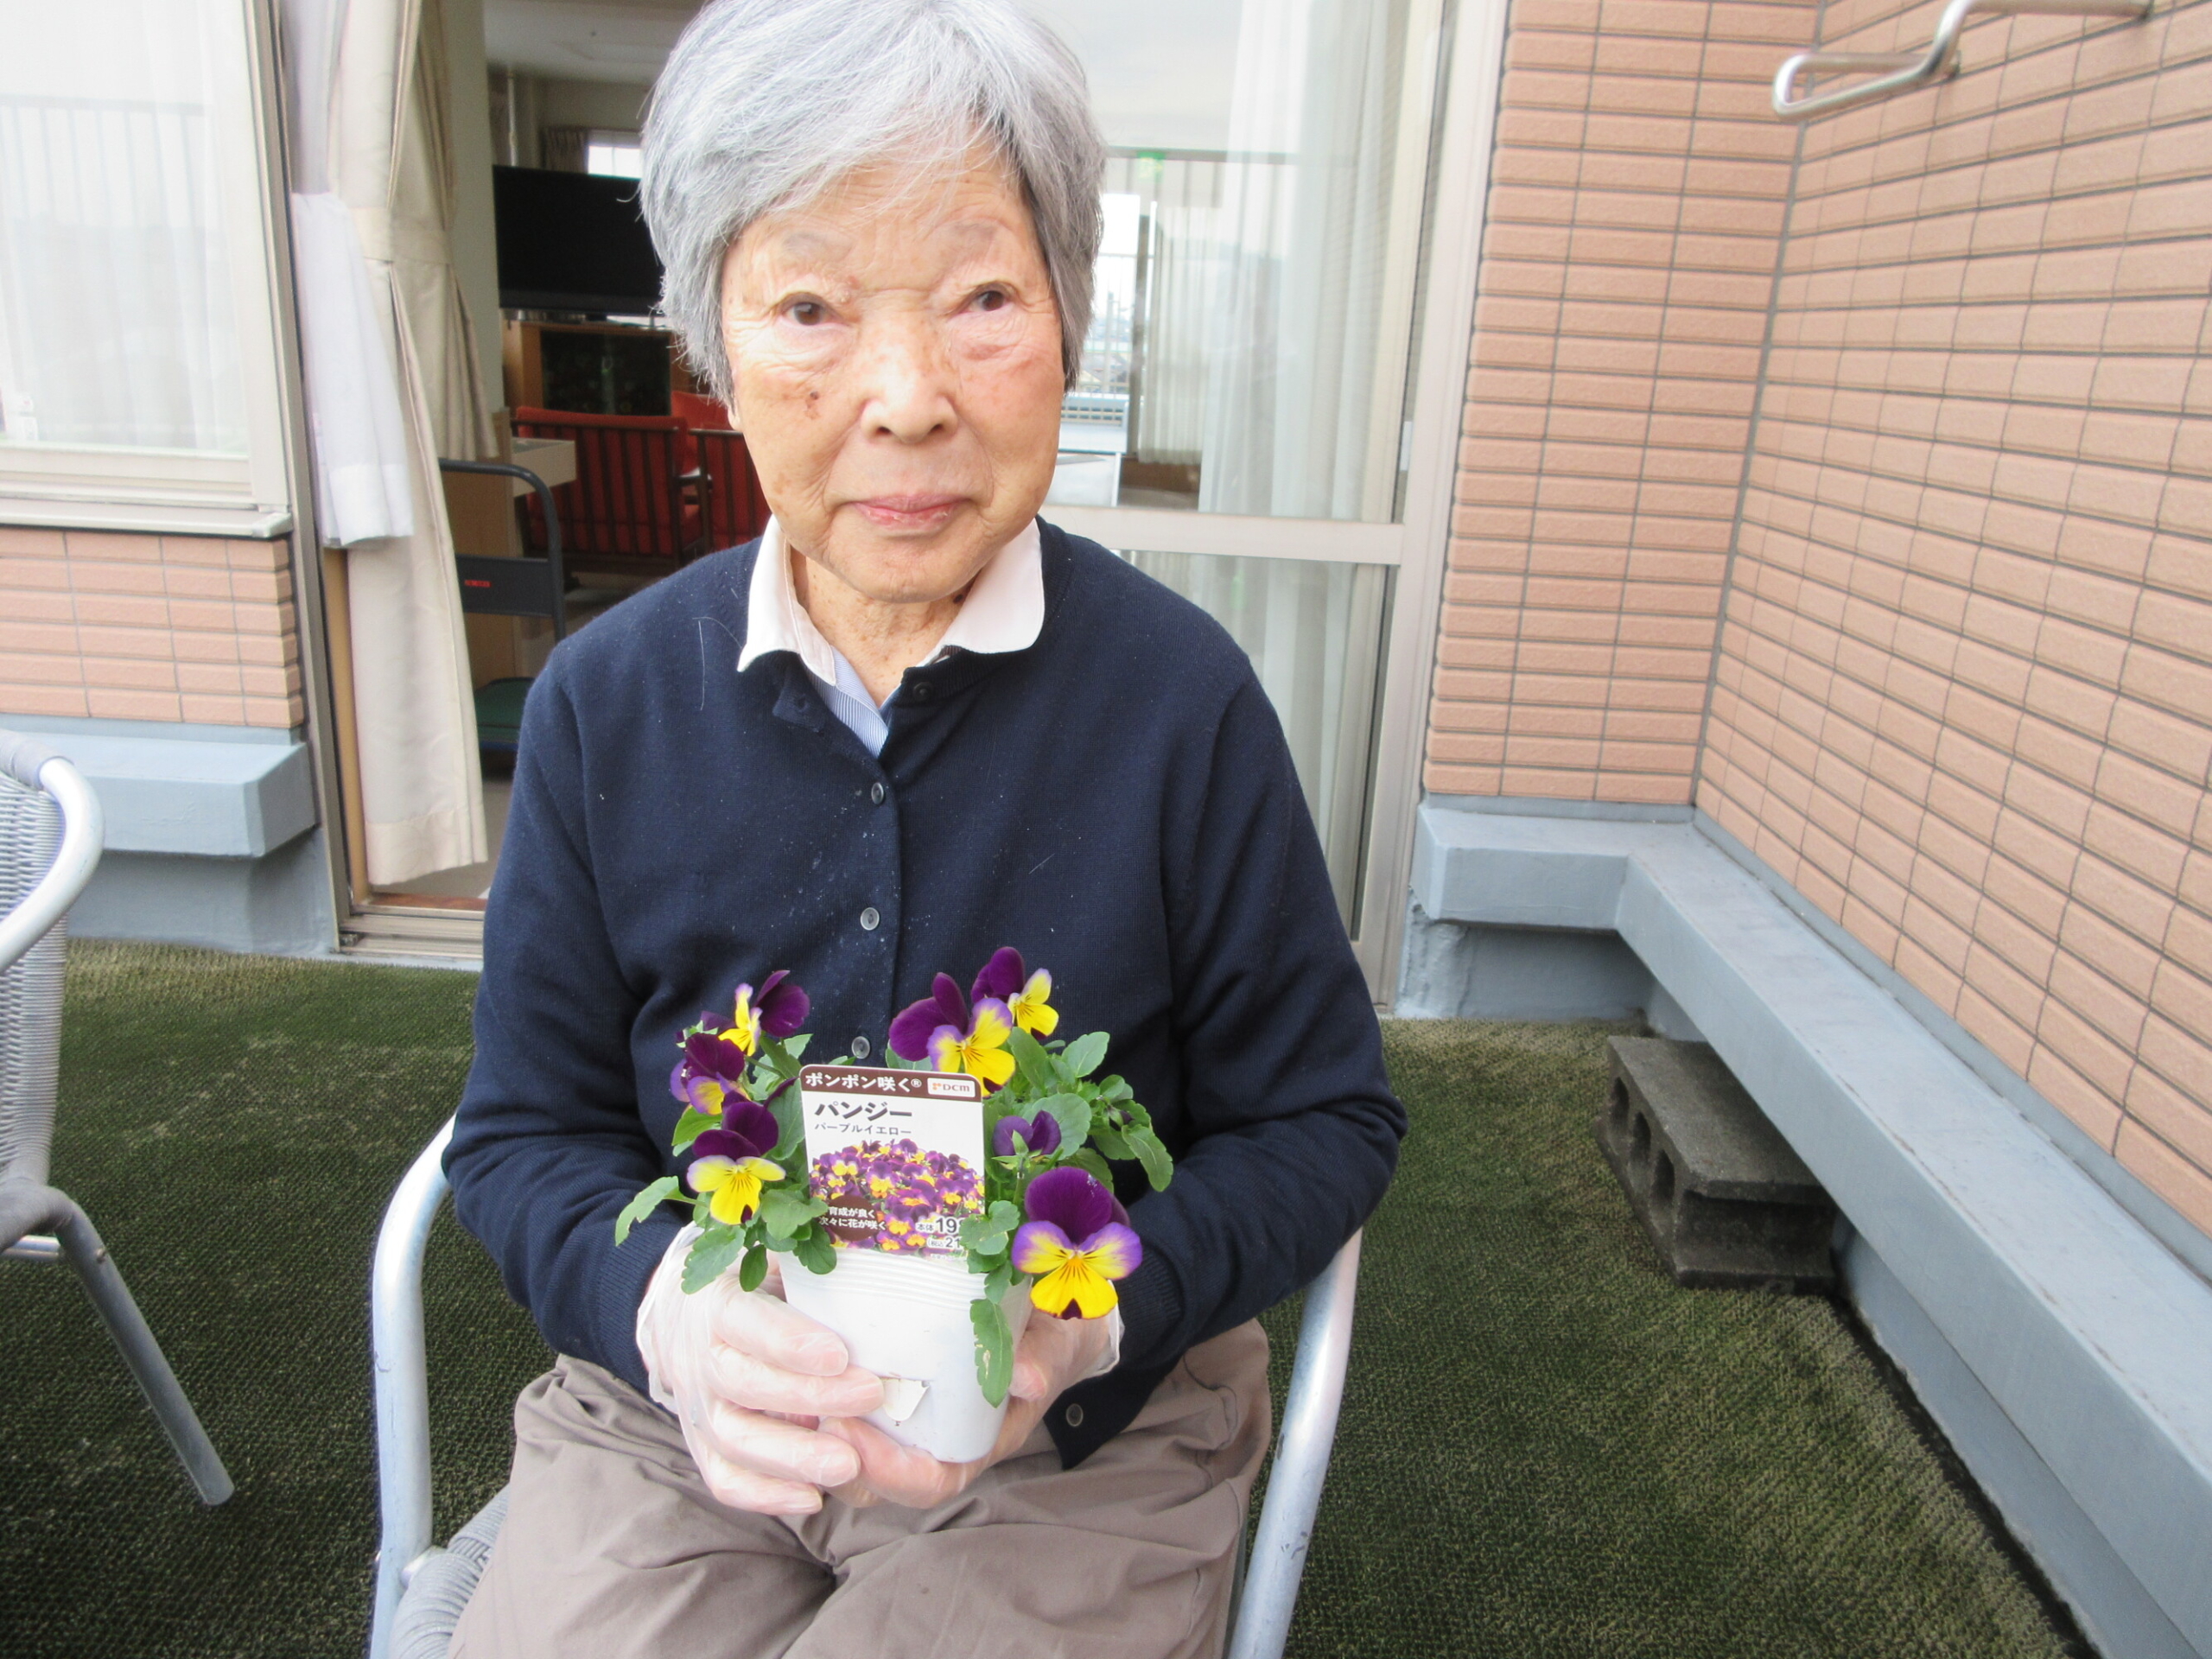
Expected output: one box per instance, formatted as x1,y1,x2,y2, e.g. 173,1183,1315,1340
798,1065,986,1258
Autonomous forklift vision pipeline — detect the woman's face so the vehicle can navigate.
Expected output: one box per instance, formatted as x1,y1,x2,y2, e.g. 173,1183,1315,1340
719,156,1065,606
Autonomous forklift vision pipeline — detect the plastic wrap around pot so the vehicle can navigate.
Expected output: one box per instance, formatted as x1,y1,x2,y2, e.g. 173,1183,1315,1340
780,1246,1033,1463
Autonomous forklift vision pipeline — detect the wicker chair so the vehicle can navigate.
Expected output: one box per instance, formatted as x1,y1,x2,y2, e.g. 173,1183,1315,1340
0,730,232,1504
367,1116,1362,1659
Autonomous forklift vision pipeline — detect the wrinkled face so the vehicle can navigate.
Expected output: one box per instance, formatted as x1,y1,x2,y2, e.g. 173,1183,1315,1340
719,156,1065,605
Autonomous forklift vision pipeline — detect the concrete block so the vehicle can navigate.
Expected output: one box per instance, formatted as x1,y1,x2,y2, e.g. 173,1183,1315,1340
1599,1036,1836,1292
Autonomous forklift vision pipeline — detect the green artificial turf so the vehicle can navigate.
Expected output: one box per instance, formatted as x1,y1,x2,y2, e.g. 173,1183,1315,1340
0,944,2086,1657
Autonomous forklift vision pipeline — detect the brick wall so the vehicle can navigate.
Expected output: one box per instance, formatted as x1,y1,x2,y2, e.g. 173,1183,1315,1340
1426,0,1819,802
0,525,306,729
1700,0,2212,1232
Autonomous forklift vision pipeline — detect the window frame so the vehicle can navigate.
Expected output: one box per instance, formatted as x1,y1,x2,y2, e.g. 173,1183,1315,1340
0,0,295,538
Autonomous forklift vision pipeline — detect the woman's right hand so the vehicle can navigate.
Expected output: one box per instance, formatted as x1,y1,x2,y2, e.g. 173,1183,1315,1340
636,1234,886,1514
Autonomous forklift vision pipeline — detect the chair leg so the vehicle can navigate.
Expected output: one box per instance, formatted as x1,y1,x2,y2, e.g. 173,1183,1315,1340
54,1207,235,1504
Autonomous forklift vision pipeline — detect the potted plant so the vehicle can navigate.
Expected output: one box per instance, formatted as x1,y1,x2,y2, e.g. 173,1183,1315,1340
619,949,1173,1461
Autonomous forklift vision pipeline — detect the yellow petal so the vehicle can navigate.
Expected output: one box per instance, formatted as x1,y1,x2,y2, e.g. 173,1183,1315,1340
968,1045,1017,1087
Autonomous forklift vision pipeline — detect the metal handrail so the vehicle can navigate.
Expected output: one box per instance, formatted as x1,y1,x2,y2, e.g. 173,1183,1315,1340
1774,0,2150,121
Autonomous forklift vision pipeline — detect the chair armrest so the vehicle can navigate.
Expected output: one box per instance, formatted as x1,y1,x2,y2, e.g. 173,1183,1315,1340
677,468,707,486
370,1118,456,1659
0,741,104,975
1229,1231,1363,1659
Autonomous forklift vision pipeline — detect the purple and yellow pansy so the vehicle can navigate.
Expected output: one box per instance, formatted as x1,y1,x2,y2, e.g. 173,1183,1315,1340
685,1098,785,1224
1011,1166,1142,1319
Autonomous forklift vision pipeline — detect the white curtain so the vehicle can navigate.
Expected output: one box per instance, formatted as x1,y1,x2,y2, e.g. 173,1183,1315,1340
1126,550,1388,924
286,0,491,885
1197,0,1417,522
0,0,247,454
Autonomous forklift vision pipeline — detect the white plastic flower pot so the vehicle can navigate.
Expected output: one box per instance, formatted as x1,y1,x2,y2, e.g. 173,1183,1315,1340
780,1246,1033,1463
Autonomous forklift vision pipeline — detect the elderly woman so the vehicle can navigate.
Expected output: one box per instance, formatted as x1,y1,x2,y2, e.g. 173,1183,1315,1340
444,2,1403,1655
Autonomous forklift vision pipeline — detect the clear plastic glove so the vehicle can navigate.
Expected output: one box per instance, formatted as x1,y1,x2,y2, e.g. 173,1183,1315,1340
635,1227,884,1515
821,1306,1114,1511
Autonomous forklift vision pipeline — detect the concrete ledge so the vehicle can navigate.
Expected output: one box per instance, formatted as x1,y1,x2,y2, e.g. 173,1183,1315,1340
0,717,334,956
12,728,315,857
1412,804,2212,1659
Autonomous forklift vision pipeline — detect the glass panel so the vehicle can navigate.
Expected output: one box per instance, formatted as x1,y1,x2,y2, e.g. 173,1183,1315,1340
1038,0,1446,522
0,0,248,455
1122,550,1390,925
586,130,644,180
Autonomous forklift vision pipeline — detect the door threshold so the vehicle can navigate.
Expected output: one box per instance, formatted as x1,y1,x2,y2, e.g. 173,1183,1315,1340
340,900,486,967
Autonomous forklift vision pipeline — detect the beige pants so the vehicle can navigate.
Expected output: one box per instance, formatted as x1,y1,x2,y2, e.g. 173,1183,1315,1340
450,1321,1272,1659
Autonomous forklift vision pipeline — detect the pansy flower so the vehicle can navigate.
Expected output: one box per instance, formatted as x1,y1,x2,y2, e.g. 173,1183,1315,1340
669,1026,751,1116
1012,1166,1142,1319
991,1109,1063,1159
728,969,809,1055
686,1099,785,1224
930,997,1016,1088
888,973,969,1063
971,947,1059,1038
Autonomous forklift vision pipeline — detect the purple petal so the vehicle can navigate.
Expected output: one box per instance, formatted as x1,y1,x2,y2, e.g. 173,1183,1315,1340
722,1098,780,1157
753,969,810,1039
683,1029,748,1080
992,1110,1063,1158
931,973,969,1028
1022,1166,1116,1237
889,998,943,1061
969,946,1027,1007
690,1128,750,1164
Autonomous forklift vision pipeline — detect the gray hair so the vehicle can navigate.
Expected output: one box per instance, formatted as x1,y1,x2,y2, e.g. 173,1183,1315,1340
641,0,1105,403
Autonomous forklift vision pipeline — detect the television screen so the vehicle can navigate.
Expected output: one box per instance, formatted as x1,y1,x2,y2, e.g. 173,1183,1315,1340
493,166,662,315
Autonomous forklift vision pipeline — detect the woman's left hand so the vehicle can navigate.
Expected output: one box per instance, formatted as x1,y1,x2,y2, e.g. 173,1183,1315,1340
819,1312,1111,1510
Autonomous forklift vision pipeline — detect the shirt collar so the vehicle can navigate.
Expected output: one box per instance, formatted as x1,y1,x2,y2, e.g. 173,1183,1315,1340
736,516,1045,681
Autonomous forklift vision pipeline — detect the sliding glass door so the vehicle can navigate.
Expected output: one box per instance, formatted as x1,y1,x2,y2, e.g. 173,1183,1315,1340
1031,0,1497,991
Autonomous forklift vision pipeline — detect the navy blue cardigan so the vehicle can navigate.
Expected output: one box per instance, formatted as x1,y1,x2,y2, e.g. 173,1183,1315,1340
447,523,1405,1465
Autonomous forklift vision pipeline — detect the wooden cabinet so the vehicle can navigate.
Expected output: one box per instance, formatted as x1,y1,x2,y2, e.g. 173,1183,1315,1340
502,320,694,416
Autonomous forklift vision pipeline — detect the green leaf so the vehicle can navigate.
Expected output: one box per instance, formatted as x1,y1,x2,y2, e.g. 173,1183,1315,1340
760,1187,824,1237
769,1084,804,1155
782,1033,811,1061
1035,1092,1091,1148
681,1225,746,1293
971,1299,1014,1407
1071,1147,1114,1185
613,1176,682,1244
1089,1122,1133,1161
791,1227,838,1276
1128,1126,1175,1191
1095,1074,1135,1103
670,1109,715,1154
984,1261,1015,1302
1061,1031,1109,1079
738,1243,769,1292
1005,1026,1063,1092
960,1198,1021,1257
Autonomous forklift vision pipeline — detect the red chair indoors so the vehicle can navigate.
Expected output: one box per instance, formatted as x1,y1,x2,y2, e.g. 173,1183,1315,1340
510,407,708,579
693,429,772,550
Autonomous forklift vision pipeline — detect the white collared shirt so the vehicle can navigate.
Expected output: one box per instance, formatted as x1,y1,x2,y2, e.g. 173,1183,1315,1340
735,517,1046,755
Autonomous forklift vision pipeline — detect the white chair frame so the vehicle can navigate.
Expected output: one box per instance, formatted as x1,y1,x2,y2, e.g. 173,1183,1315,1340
368,1116,1362,1659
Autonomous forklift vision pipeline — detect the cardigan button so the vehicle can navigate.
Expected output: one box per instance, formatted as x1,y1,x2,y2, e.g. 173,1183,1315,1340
870,781,887,805
852,1035,872,1059
1063,1403,1084,1428
859,906,881,931
907,681,934,703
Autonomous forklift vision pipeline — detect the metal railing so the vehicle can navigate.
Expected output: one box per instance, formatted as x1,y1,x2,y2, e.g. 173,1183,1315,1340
1773,0,2151,121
